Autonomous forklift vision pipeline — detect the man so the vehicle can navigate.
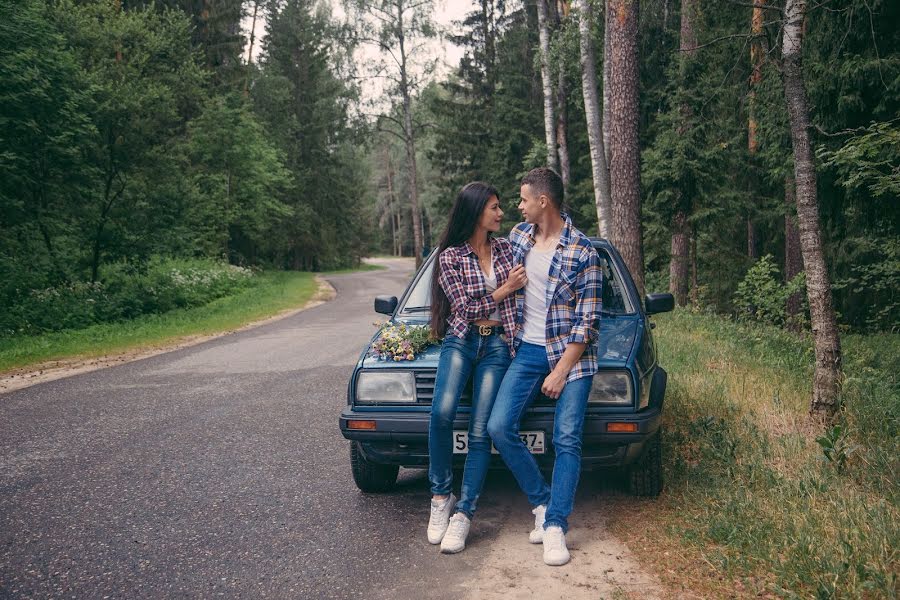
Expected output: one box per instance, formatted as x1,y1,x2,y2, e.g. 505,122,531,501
487,167,602,566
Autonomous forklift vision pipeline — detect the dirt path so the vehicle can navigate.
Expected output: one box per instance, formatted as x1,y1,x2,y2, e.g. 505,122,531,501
462,495,665,600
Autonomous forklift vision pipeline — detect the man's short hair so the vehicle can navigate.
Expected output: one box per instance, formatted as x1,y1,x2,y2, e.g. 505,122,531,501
521,167,564,208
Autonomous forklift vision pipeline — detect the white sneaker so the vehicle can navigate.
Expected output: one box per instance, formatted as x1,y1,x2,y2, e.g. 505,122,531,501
529,505,546,544
543,526,570,566
440,513,471,553
427,493,457,544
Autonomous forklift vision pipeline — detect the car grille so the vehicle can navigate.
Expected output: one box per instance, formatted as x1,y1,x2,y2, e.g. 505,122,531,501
414,370,551,406
414,371,471,405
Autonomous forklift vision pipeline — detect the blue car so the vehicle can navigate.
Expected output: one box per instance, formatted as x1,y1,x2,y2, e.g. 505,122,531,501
339,239,674,495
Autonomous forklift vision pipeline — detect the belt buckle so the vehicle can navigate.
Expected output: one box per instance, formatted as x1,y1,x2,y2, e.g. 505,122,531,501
478,325,492,336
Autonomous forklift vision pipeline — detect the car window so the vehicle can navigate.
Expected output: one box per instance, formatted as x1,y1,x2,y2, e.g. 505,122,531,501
397,247,635,316
397,260,434,315
598,251,635,316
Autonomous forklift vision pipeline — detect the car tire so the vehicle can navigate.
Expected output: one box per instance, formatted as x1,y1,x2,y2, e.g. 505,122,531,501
350,441,399,493
628,429,663,497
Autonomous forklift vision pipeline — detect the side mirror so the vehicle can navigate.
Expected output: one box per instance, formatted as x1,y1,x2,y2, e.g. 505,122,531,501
374,295,398,315
645,293,674,315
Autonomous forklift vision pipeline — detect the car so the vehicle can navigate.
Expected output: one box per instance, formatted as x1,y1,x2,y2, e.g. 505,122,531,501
339,239,674,496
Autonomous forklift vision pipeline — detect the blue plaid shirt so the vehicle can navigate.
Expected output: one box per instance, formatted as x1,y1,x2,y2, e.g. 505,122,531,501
508,214,602,382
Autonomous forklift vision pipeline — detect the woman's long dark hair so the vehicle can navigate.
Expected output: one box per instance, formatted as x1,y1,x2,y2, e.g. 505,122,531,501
430,181,500,339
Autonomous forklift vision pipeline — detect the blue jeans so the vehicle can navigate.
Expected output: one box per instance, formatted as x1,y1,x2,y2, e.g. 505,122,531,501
429,329,511,518
487,342,593,533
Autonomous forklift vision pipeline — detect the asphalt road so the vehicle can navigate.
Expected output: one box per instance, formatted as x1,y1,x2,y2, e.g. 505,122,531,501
0,258,662,600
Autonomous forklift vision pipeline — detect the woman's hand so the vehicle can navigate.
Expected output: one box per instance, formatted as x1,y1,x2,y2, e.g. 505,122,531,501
504,265,528,293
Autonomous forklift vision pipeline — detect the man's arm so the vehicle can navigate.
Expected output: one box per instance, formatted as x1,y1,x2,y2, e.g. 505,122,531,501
541,246,603,399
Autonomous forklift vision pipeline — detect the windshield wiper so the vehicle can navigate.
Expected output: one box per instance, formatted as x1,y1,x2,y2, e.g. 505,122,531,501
402,306,431,313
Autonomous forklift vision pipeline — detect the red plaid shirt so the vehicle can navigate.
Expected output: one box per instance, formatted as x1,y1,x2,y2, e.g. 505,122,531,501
438,237,518,354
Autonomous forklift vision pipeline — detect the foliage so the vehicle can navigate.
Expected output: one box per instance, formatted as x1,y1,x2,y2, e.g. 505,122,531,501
0,257,254,336
0,0,374,334
186,95,292,262
733,255,807,328
815,424,857,473
819,120,900,199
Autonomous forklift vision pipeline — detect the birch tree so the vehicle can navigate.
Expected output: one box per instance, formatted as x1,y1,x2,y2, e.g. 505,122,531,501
554,0,571,198
348,0,435,267
536,0,559,173
781,0,842,416
575,0,612,238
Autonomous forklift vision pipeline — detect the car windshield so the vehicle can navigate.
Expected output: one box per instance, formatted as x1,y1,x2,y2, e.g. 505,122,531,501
397,247,635,317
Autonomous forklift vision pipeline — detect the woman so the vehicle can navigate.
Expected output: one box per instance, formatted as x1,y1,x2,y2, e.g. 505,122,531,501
427,182,527,553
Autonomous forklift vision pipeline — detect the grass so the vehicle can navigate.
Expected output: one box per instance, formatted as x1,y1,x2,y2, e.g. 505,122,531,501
0,271,319,373
607,309,899,599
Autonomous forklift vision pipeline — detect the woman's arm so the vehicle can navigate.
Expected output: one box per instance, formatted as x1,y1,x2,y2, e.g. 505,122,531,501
438,251,498,322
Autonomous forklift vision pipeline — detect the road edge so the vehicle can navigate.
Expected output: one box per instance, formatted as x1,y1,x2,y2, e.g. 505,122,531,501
0,276,337,396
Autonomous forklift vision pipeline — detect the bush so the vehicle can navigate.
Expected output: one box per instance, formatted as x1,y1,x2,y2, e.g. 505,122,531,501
0,257,255,336
733,255,807,328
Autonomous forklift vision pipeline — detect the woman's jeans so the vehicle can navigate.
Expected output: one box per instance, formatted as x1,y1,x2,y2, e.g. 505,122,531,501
429,329,511,518
487,342,593,533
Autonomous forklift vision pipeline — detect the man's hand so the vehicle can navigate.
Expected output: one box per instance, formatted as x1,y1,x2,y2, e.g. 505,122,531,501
541,369,567,400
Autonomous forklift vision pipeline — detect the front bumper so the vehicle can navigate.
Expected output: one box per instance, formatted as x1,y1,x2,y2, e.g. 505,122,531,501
339,406,662,469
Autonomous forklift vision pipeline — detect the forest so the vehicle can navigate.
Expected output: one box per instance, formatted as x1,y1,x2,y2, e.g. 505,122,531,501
2,2,898,595
1,0,898,405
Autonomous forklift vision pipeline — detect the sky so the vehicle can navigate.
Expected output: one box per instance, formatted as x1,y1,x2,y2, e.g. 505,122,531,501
242,0,473,102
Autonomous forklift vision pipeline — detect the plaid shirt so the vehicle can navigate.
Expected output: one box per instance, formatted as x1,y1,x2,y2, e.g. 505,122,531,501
437,237,519,354
508,214,602,382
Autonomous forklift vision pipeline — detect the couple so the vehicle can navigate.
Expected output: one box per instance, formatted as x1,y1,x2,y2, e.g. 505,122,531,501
426,167,602,566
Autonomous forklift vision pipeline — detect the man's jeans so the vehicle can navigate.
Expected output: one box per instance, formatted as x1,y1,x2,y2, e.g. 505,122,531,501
429,329,511,518
487,342,593,533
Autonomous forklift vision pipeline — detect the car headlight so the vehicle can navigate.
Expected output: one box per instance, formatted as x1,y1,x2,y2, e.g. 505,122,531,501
356,371,416,403
588,371,633,405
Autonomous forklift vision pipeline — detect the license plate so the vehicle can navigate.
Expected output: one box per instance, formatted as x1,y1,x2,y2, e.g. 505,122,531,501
453,431,545,454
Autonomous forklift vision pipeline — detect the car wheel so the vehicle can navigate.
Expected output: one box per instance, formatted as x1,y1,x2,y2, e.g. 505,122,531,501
350,441,399,493
628,428,663,497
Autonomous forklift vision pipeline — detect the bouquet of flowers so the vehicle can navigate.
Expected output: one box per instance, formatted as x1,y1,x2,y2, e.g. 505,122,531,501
371,322,434,361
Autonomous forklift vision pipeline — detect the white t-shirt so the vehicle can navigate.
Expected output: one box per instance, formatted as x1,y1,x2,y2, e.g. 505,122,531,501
522,245,555,345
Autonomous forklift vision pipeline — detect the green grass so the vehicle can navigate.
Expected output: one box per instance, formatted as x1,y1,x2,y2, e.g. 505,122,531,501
610,309,899,598
0,271,319,372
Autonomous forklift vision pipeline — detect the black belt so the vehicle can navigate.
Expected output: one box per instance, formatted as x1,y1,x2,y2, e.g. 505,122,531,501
475,325,503,336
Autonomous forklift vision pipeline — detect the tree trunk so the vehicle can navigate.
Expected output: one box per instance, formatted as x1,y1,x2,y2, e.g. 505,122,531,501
689,225,699,305
669,212,690,305
667,0,697,305
602,0,611,167
782,0,842,417
746,0,764,258
385,149,400,257
557,65,571,200
555,1,571,199
607,0,644,296
536,0,559,172
576,0,613,238
246,0,260,65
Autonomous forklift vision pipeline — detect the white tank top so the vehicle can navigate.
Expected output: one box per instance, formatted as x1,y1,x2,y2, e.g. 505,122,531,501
482,266,501,322
522,245,555,345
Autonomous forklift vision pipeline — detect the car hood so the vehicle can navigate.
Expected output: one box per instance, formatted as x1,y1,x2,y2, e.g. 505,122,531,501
359,318,638,370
